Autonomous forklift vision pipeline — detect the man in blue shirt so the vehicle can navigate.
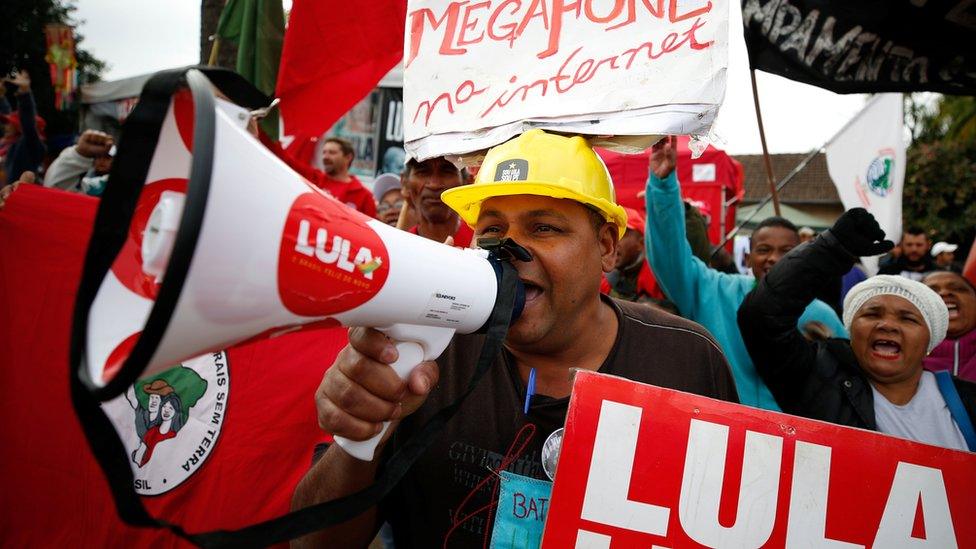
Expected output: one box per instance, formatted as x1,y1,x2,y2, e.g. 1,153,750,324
644,136,846,410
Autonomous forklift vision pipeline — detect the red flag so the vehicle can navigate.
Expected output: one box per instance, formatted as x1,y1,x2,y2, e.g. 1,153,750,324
276,0,405,157
964,238,976,287
0,185,346,545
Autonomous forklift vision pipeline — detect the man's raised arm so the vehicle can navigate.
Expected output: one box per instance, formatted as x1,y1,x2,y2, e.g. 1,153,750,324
643,136,713,317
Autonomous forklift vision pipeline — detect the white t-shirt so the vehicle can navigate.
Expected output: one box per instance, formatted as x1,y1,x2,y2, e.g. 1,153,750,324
872,371,969,451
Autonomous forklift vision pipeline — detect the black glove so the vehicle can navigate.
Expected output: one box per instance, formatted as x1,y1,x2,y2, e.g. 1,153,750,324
829,208,894,257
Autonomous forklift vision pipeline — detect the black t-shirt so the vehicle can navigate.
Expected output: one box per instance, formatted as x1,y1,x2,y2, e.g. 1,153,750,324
381,295,737,547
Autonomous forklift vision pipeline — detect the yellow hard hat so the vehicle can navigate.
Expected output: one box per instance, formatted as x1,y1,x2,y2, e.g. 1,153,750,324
441,129,628,237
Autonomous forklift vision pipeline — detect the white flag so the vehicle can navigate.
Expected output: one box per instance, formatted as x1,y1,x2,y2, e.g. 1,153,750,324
825,94,906,273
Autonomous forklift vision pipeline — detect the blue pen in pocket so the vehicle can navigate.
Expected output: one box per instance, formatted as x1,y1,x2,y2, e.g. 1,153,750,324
524,367,536,414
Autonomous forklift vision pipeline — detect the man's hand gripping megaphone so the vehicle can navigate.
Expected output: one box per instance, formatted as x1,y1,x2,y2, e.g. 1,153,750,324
325,238,531,461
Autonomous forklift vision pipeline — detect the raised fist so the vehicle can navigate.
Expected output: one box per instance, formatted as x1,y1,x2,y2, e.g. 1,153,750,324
830,208,894,257
649,135,677,179
75,130,114,159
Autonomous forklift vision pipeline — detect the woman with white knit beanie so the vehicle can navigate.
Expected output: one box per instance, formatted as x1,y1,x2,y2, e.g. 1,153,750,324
739,208,975,452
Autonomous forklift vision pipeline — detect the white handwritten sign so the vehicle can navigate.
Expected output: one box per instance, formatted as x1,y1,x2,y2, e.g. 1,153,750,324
403,0,729,159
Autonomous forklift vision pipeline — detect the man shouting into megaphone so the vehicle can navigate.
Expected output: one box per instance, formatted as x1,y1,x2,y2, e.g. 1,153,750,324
292,130,739,547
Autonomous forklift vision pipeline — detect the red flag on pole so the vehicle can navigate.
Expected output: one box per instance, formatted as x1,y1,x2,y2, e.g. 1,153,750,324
275,0,405,160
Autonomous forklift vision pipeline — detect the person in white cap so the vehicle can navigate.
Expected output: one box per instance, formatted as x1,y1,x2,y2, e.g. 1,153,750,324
798,226,816,243
931,241,960,269
739,208,976,452
371,172,406,226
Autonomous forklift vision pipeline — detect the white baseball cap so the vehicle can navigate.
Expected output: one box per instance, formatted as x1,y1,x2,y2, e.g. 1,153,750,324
931,242,958,257
371,173,402,201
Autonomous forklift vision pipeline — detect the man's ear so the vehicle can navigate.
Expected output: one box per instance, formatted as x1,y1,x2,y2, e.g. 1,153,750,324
599,223,618,274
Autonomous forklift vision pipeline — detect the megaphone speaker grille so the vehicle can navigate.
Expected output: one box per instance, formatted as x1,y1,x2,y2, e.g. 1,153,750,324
71,69,216,399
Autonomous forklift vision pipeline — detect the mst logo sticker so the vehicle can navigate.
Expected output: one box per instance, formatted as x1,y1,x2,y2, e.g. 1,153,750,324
865,150,895,197
103,352,230,495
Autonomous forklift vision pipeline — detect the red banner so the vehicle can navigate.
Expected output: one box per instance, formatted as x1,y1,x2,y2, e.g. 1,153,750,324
597,136,744,251
276,0,405,161
44,24,77,110
544,370,976,547
0,185,346,545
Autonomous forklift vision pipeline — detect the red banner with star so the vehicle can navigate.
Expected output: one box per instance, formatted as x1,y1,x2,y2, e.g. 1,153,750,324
44,24,77,110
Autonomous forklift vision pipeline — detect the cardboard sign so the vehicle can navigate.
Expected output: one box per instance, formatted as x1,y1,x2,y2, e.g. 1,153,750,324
403,0,729,159
543,370,976,548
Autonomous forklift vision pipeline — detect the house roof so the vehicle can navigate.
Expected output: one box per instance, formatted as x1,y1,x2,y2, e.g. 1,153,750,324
733,152,841,204
736,202,838,231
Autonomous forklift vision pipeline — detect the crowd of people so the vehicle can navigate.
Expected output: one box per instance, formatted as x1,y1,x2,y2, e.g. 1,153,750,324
1,70,117,203
289,132,974,546
2,73,973,547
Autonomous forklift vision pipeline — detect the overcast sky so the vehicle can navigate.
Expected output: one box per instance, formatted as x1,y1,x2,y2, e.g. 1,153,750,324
73,0,870,155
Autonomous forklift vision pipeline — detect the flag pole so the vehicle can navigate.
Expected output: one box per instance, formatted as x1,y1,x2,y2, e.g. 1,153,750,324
710,94,884,256
207,35,221,66
711,144,823,257
750,69,782,217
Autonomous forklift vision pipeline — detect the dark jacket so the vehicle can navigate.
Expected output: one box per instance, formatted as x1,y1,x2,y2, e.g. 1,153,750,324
2,91,46,186
877,253,935,278
737,231,976,432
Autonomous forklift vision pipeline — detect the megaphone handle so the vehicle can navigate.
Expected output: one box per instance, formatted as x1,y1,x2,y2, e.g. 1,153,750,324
334,341,426,461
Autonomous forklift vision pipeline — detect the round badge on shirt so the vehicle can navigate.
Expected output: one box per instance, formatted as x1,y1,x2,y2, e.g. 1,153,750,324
541,427,564,481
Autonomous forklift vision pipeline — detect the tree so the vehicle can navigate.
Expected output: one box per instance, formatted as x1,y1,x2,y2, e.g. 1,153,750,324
903,139,976,259
905,94,976,146
1,0,106,138
935,96,976,142
902,93,976,261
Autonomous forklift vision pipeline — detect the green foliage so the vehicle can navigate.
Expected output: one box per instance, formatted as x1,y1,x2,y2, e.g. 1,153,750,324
903,140,976,256
0,0,106,136
905,94,976,146
938,96,976,142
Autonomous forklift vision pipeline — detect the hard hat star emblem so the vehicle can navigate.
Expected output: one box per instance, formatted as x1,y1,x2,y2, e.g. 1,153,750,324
508,162,516,169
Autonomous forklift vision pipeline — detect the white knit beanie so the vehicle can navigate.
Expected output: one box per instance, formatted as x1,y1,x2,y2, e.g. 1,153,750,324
842,275,949,353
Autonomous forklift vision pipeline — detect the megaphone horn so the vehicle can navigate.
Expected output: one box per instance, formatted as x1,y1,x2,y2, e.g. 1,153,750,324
71,68,525,461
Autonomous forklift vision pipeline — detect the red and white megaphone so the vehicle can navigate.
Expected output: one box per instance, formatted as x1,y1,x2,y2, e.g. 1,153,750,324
71,68,524,462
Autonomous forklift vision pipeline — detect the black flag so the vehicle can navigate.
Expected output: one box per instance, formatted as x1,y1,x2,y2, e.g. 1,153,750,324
742,0,976,95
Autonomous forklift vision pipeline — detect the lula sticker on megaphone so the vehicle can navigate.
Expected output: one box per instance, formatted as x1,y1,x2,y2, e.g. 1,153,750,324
278,190,390,316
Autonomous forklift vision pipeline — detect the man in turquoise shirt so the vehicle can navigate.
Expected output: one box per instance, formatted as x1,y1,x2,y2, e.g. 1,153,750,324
644,136,846,410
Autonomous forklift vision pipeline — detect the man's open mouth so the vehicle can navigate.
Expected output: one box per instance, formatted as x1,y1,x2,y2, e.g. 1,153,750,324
947,302,959,320
871,339,901,360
